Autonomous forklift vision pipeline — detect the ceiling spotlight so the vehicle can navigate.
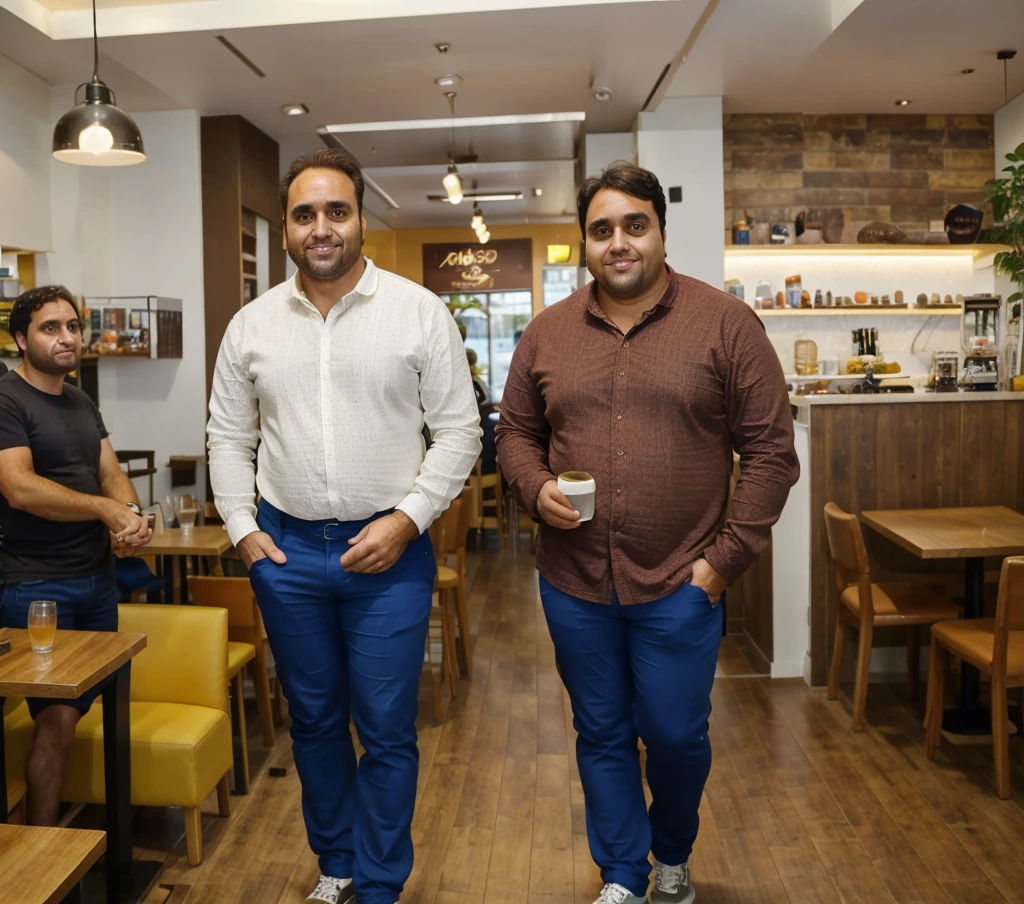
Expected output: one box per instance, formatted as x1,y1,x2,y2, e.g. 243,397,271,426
471,204,484,229
281,103,309,116
434,74,462,89
478,230,491,244
435,42,450,53
592,86,612,102
961,68,975,75
895,99,911,106
532,187,543,197
443,163,464,204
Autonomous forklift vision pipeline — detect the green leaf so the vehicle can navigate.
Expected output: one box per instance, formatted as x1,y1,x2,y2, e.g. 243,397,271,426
1014,142,1024,159
1008,292,1023,305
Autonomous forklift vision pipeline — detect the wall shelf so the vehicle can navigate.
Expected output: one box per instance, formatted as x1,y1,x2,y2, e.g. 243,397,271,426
725,243,1007,260
756,307,962,317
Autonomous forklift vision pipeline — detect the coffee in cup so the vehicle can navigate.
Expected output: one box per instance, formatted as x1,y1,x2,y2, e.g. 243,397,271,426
557,471,596,522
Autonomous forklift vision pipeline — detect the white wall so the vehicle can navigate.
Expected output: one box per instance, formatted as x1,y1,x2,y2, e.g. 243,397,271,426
583,132,634,179
995,90,1024,164
43,104,207,506
635,97,725,290
0,55,53,253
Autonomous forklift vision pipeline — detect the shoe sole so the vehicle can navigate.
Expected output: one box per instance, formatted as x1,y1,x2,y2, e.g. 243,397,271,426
650,888,695,904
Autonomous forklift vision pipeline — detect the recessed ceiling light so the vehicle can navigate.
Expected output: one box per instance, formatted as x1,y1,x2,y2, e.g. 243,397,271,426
961,68,975,75
532,188,543,197
592,86,612,102
281,103,308,116
895,99,911,106
435,74,462,89
435,42,450,54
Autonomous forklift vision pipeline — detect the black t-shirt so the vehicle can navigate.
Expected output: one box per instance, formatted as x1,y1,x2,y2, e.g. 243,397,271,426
0,371,112,581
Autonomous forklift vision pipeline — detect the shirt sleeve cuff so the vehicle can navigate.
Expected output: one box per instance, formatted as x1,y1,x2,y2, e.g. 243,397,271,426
395,493,434,535
226,512,260,548
701,545,743,588
518,470,557,520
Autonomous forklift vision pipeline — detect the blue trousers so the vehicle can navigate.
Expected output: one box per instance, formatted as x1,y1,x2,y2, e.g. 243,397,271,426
249,501,435,904
539,576,723,898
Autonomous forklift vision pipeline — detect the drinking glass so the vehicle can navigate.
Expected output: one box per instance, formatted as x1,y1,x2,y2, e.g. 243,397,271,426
172,494,200,539
28,600,57,653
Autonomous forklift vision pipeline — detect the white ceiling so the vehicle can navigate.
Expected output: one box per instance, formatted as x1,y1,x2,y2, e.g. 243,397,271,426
1,0,1022,229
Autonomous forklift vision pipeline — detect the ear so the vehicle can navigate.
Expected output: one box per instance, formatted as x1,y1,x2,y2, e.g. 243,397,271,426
14,331,26,353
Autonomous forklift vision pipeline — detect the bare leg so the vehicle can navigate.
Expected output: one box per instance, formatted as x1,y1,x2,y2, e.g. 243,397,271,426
25,704,81,826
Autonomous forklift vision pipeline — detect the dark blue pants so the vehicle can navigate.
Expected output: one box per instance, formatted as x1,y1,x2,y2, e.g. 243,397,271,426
0,568,119,717
249,501,435,904
539,576,723,898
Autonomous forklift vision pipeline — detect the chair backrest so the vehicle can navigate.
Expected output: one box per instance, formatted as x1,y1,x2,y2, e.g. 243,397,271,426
823,502,874,618
187,576,264,646
993,556,1024,674
429,498,463,563
118,604,228,712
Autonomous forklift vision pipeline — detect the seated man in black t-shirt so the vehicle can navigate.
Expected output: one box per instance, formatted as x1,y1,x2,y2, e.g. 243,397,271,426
0,286,152,826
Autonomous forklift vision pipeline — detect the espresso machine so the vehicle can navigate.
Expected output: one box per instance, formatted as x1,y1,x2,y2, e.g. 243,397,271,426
959,294,1001,391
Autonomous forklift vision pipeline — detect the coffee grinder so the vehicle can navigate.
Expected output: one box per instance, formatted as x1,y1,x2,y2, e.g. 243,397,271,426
959,294,1001,391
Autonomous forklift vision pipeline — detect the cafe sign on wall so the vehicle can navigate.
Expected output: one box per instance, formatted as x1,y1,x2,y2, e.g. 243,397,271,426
422,238,532,294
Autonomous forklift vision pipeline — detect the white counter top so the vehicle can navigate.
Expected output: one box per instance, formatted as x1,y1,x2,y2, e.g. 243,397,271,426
790,391,1024,407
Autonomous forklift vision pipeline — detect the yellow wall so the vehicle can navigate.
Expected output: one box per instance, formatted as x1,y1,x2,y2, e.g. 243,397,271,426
364,223,582,316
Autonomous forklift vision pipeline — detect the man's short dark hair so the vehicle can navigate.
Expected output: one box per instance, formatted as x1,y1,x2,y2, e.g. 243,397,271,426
280,149,365,219
9,286,80,358
577,162,667,235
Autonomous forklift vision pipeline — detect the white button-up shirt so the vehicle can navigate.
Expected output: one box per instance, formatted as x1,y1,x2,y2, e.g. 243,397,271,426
207,259,482,546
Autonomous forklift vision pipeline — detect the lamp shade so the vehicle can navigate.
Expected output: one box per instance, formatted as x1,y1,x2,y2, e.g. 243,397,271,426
52,79,146,167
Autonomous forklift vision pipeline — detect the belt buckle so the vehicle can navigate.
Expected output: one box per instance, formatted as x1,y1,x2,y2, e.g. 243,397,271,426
323,522,342,540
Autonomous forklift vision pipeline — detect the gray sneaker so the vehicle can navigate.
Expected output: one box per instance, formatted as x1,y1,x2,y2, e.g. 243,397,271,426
306,875,355,904
650,858,695,904
593,882,648,904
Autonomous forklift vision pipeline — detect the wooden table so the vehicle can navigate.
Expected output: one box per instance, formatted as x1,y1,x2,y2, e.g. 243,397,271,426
0,629,146,903
0,824,106,904
861,505,1024,735
145,525,233,603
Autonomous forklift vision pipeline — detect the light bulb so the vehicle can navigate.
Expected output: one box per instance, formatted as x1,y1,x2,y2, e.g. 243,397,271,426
443,165,463,204
479,230,490,244
474,221,487,236
79,123,114,155
471,213,484,229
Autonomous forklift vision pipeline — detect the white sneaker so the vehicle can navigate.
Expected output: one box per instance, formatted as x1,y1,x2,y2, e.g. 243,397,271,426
594,882,648,904
306,875,354,904
650,858,695,904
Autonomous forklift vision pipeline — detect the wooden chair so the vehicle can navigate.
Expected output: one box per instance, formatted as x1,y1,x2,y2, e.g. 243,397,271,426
470,459,506,546
427,499,463,722
188,577,279,793
434,487,475,679
5,775,25,824
824,502,961,731
926,556,1024,798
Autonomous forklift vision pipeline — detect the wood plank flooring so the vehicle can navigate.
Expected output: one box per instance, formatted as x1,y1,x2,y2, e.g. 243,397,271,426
66,541,1024,904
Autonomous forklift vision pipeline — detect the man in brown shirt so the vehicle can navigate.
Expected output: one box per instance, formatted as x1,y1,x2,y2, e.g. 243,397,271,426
496,163,797,904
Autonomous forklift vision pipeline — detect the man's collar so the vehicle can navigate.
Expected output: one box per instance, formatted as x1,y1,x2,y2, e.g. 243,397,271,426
584,265,678,319
290,256,379,304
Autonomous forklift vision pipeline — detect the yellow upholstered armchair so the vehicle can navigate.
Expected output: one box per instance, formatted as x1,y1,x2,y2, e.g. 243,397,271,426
3,604,233,865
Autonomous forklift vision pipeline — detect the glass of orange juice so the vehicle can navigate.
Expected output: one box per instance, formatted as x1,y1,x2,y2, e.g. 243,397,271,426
28,600,57,653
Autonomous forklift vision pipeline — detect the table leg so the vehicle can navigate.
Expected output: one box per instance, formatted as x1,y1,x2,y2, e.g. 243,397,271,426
0,716,8,823
102,664,131,903
942,556,991,736
178,556,188,605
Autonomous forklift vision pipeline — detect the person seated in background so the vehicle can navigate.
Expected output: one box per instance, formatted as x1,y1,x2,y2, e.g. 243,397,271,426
0,285,152,826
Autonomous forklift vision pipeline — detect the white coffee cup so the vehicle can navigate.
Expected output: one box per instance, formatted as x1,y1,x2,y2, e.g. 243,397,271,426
557,471,596,522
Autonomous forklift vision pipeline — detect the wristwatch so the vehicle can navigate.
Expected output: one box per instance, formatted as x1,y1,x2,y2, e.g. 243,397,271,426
125,502,143,516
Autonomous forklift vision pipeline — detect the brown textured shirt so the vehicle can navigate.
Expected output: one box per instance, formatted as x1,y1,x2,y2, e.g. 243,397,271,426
495,268,799,605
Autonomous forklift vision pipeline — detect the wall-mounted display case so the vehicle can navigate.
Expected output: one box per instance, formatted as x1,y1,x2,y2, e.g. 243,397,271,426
81,296,183,359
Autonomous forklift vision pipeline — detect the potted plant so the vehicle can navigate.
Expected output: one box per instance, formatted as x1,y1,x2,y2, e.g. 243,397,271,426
981,141,1024,383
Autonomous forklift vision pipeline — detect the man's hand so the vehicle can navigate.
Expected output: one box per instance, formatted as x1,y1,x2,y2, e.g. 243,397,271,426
237,531,287,569
341,511,420,574
690,557,727,606
102,501,151,549
536,480,581,530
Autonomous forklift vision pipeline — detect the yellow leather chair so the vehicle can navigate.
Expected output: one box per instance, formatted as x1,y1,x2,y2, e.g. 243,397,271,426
3,604,233,865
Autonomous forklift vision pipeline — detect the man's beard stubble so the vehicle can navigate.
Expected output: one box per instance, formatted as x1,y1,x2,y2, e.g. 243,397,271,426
26,345,79,377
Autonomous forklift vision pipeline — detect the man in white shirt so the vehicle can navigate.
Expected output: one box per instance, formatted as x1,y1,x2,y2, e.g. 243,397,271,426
207,149,481,904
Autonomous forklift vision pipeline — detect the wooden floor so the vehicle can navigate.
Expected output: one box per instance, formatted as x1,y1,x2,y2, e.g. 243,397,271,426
72,541,1024,904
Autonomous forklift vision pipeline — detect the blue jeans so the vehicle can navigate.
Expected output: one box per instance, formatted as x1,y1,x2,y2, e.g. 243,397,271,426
0,568,119,717
539,576,723,898
249,500,435,904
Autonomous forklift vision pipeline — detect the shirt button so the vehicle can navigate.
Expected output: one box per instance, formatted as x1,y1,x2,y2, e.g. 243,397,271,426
617,450,624,456
616,415,623,421
619,371,625,376
616,489,622,495
623,342,629,348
